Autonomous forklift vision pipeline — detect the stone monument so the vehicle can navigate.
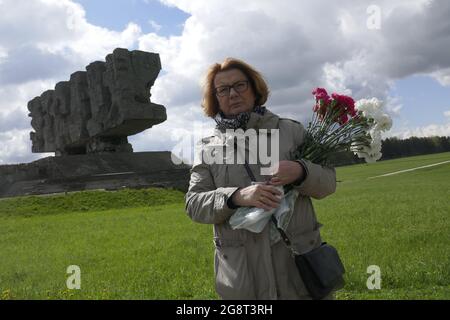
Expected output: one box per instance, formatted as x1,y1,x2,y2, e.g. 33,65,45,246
0,48,190,198
28,48,166,155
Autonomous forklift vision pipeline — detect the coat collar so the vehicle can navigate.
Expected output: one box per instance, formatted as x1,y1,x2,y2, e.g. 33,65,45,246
211,108,280,140
245,108,280,131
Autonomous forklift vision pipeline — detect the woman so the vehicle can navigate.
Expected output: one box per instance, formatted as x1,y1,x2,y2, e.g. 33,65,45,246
185,58,337,300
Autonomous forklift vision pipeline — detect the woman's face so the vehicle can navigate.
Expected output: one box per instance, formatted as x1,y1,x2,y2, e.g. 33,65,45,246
214,68,256,117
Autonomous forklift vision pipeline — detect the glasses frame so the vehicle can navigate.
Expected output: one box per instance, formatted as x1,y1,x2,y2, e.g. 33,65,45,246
214,80,249,97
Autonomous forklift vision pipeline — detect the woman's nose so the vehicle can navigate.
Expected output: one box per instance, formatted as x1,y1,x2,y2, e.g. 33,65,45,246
229,87,239,98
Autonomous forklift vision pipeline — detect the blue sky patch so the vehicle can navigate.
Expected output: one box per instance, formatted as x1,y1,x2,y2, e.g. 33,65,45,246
74,0,190,37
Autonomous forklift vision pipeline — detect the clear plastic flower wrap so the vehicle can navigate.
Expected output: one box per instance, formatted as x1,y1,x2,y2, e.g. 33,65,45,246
229,182,299,233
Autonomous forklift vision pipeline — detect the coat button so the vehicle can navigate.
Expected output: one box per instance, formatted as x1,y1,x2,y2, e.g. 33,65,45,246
223,254,228,260
309,240,315,245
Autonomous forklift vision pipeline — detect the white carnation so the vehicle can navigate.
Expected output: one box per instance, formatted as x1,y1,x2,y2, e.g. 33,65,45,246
356,98,383,118
374,113,393,132
352,129,383,163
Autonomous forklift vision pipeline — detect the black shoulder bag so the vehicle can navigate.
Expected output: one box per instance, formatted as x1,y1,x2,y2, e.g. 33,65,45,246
243,161,345,300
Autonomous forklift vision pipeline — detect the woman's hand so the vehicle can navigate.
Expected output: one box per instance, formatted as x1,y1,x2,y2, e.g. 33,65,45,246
231,184,282,211
268,160,305,186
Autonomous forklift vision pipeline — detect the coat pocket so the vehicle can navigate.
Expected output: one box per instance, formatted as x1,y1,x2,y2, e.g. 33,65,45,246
213,238,255,299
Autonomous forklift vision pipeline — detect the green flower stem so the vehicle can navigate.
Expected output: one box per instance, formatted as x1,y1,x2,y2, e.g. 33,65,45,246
295,107,373,165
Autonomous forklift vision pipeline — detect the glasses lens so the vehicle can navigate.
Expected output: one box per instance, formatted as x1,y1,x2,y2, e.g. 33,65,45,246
234,81,248,92
215,81,248,97
216,87,229,97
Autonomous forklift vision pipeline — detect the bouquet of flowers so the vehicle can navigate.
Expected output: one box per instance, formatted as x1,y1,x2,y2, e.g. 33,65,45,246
229,88,393,233
295,88,392,165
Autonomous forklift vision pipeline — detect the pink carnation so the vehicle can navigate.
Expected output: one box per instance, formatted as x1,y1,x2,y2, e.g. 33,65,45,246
339,113,349,125
312,88,330,101
331,93,356,117
312,88,332,116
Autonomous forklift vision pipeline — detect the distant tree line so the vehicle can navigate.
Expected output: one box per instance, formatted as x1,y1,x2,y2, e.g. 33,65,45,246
327,136,450,166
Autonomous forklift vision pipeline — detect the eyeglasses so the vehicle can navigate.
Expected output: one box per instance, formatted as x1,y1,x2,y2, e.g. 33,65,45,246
215,80,249,97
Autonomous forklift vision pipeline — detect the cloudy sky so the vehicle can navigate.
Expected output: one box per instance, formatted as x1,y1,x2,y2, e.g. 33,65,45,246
0,0,449,165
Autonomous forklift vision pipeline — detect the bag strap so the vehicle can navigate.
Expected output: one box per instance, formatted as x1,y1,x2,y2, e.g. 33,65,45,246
270,215,294,251
243,161,296,254
243,160,257,182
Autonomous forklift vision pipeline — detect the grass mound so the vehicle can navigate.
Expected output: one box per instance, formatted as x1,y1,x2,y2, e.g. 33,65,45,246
0,188,185,217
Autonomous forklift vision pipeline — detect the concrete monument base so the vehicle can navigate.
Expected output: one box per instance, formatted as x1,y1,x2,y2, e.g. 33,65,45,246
0,152,190,198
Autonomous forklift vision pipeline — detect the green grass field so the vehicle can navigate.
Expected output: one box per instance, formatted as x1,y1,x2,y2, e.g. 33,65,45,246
1,152,449,300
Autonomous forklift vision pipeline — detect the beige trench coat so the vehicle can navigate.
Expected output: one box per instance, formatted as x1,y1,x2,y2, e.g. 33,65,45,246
185,109,337,300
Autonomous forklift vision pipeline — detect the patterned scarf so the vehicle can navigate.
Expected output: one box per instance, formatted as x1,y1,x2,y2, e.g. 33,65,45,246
214,105,267,132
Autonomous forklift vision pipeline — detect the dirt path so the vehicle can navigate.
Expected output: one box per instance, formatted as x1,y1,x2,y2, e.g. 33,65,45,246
368,160,450,179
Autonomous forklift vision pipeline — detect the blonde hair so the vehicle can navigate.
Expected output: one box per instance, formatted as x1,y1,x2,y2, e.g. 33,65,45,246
201,58,269,117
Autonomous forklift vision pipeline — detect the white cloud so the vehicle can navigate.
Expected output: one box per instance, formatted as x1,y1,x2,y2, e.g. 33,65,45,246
0,0,143,83
390,123,450,139
148,19,162,32
430,67,450,86
140,0,448,135
152,0,450,137
388,106,450,138
0,46,7,61
0,0,144,164
0,79,56,133
385,96,403,117
1,0,450,165
0,129,52,165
